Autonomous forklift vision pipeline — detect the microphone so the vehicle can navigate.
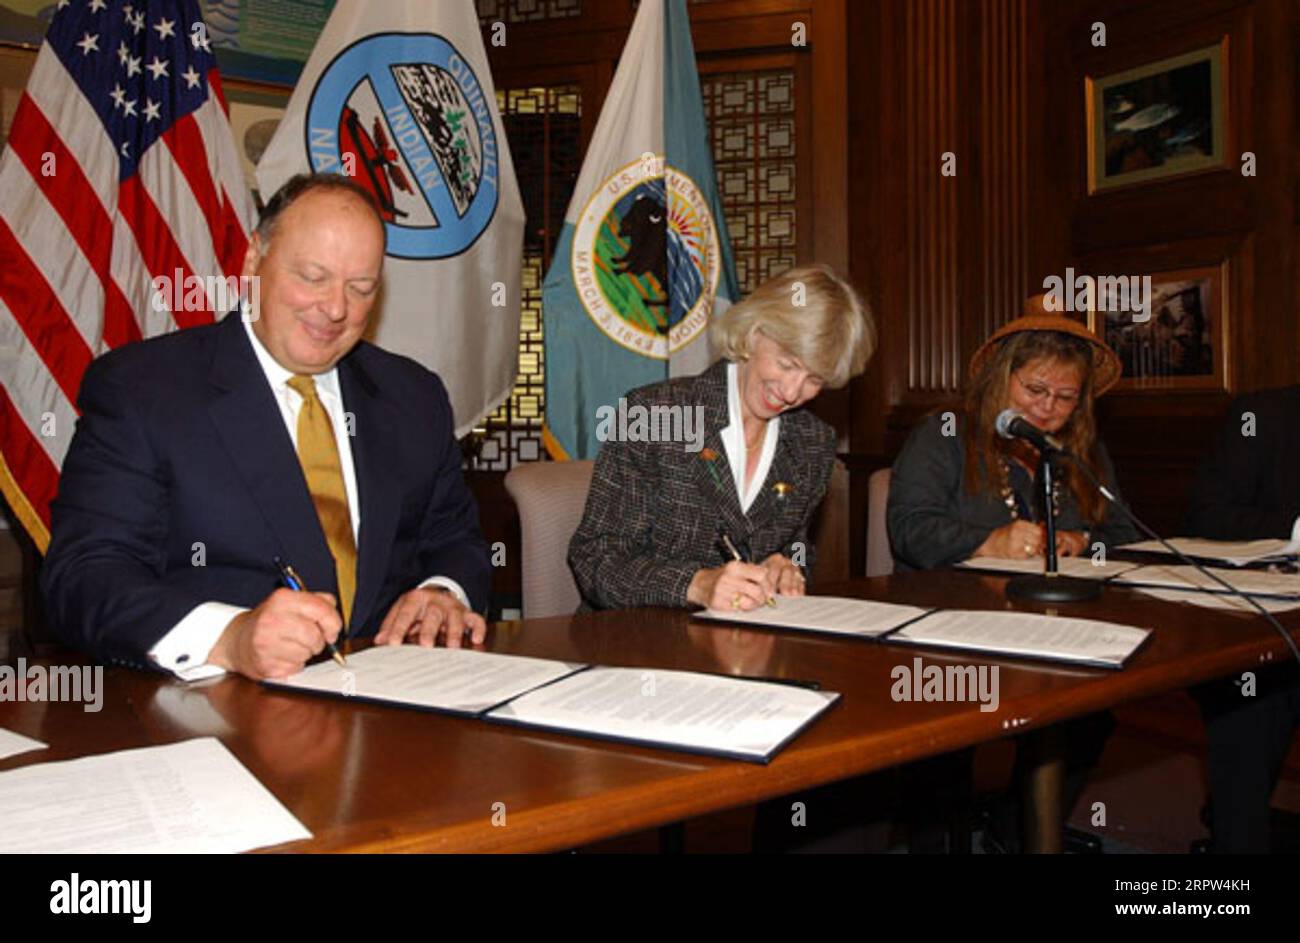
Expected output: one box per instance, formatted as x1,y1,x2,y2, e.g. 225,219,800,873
995,409,1065,454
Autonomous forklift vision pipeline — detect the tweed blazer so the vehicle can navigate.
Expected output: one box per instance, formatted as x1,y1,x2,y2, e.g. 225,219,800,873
568,359,838,611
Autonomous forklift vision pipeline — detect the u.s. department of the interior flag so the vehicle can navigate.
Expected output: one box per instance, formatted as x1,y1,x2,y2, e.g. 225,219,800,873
542,0,739,460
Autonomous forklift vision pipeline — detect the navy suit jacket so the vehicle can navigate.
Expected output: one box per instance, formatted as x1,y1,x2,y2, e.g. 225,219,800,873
1185,385,1300,540
41,311,491,669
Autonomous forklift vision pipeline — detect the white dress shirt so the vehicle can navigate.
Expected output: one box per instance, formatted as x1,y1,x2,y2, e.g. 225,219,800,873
719,361,779,513
148,316,468,680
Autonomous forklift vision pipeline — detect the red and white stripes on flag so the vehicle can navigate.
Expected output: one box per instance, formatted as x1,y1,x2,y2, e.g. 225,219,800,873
0,0,253,550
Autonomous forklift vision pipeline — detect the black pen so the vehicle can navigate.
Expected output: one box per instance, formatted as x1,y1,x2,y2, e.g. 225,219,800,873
274,556,347,667
719,533,777,607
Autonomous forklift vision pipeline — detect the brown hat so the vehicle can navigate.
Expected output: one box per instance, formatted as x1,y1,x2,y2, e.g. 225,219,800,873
968,294,1122,396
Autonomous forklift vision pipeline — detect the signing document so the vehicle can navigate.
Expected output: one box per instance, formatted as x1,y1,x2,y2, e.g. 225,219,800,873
957,557,1141,580
0,737,309,853
486,667,839,763
695,595,931,637
889,610,1151,668
1113,564,1300,599
1120,535,1300,567
267,646,584,715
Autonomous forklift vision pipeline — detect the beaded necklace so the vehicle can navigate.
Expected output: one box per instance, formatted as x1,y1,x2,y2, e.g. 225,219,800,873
996,454,1061,522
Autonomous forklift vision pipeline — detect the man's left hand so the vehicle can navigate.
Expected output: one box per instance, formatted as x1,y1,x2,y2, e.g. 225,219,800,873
374,588,487,648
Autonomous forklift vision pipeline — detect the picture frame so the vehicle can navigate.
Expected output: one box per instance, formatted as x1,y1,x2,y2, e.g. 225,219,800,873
223,78,293,210
1087,262,1229,392
1085,39,1229,194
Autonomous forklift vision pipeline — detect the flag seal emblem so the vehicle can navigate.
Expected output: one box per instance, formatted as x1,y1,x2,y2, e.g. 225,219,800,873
571,155,721,360
304,32,500,260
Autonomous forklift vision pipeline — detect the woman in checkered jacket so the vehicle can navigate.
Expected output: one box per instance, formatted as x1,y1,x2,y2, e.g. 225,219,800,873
568,264,876,612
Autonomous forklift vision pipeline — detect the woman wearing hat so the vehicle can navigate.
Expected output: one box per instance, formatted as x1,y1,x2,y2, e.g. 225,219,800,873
888,297,1139,571
886,297,1138,852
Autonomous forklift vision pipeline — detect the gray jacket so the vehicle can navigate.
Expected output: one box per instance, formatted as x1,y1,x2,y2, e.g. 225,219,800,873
887,412,1139,571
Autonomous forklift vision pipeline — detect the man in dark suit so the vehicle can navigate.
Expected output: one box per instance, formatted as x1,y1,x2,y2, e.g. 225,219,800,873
1187,386,1300,540
1186,386,1300,852
42,173,491,681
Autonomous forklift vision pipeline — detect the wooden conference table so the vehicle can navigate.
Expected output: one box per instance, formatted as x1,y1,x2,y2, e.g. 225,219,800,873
2,570,1297,853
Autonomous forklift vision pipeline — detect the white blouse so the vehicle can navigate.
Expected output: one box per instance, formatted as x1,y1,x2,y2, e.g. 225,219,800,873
719,361,779,513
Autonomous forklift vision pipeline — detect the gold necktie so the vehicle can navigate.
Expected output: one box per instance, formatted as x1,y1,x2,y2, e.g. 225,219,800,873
287,374,357,627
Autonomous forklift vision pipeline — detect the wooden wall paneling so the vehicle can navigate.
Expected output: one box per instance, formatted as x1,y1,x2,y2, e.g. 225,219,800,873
466,471,522,613
1057,0,1299,535
975,0,1032,344
844,0,889,575
1244,0,1297,389
901,0,960,400
847,0,892,460
809,0,847,274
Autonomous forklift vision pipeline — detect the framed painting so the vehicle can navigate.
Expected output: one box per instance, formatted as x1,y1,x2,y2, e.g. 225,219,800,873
1086,39,1228,193
1088,262,1228,392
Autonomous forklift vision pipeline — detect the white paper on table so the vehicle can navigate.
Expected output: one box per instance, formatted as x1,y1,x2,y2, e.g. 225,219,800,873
0,737,310,853
890,610,1150,668
694,595,931,637
267,645,586,715
1119,536,1300,566
1113,564,1300,599
1132,586,1300,613
957,557,1142,580
486,666,839,762
0,728,46,761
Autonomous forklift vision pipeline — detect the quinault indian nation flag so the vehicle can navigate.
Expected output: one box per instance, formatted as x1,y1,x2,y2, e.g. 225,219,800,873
257,0,524,437
542,0,739,461
0,0,253,550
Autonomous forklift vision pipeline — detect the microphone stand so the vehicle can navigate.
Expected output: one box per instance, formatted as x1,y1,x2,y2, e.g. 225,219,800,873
1006,449,1102,603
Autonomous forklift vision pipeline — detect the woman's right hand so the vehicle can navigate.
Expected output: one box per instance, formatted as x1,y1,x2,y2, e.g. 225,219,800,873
687,561,775,610
975,519,1046,559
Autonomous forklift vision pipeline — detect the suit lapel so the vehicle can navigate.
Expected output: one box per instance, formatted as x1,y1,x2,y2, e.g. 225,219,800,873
745,420,811,530
205,313,337,595
340,351,400,633
688,361,750,548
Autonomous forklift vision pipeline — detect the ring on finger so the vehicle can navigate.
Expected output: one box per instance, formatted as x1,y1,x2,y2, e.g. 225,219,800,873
731,593,742,610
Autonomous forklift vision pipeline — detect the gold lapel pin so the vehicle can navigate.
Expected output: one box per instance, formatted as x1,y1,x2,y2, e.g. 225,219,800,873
773,482,793,500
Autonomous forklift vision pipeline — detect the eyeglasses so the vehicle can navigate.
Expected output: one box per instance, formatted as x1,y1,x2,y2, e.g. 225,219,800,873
1013,373,1080,410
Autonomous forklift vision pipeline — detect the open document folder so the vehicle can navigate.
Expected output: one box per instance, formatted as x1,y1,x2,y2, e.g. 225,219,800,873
267,647,839,764
696,596,1151,668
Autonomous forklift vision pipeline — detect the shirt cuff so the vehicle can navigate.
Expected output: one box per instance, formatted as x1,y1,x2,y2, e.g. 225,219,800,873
148,602,247,681
418,576,471,610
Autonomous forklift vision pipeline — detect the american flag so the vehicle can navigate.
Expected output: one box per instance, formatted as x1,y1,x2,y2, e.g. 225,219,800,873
0,0,252,550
